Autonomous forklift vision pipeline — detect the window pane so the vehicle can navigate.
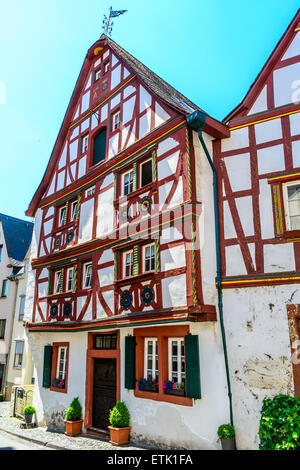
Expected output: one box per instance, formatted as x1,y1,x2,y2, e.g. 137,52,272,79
141,160,153,187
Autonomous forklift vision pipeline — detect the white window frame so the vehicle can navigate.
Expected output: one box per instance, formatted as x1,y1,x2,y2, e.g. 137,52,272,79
14,341,24,369
103,60,110,74
283,179,300,231
83,263,92,289
144,338,158,381
123,250,133,278
140,158,153,188
143,243,155,273
70,201,78,222
112,110,121,131
54,270,62,294
95,67,101,81
58,205,67,227
81,134,89,154
168,337,185,383
122,169,134,196
56,346,68,380
66,267,74,292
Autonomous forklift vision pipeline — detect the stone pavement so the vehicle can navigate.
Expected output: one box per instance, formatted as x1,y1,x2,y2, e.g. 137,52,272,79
0,401,152,451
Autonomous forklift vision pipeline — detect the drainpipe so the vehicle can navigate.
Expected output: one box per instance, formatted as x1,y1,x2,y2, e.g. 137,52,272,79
187,110,233,425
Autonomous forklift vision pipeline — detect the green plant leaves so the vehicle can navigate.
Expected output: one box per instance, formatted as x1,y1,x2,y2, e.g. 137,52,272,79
258,395,300,450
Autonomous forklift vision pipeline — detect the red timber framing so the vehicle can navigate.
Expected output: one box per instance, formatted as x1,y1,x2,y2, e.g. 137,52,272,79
26,32,229,333
213,8,300,290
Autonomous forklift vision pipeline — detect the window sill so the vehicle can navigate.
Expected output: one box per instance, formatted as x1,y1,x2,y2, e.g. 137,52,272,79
115,271,157,287
52,221,78,236
47,292,76,301
50,386,67,394
134,389,193,406
114,181,157,206
283,229,300,239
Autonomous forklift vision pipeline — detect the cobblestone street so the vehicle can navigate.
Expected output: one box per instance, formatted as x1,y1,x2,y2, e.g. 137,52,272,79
0,401,151,451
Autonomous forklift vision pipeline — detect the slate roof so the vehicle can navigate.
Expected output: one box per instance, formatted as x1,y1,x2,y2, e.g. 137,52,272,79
101,34,200,116
0,214,33,263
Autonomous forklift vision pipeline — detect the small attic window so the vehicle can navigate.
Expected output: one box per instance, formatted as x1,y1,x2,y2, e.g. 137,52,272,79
94,67,101,82
103,60,110,74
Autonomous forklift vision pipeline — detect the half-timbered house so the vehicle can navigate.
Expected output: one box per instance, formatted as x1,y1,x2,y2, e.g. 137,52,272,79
24,34,231,448
213,9,300,450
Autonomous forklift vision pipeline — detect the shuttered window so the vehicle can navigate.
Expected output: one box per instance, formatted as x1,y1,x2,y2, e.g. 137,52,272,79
125,335,135,390
93,128,107,165
42,345,53,388
185,334,201,399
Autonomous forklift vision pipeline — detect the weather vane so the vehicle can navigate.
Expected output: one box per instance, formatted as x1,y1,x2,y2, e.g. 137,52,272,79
102,6,127,36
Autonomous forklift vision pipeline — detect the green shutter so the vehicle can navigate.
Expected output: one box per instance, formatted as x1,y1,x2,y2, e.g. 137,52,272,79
125,336,136,390
185,334,201,399
93,129,107,165
42,345,53,388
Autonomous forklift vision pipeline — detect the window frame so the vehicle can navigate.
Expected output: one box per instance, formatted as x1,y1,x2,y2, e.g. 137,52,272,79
122,169,134,197
81,134,89,155
144,338,159,382
58,205,67,228
283,179,300,232
13,340,24,369
0,319,6,339
82,262,92,289
142,243,156,273
19,295,26,321
1,279,8,298
168,337,186,384
0,245,3,262
66,267,75,292
94,67,101,82
123,249,134,278
111,109,121,132
53,270,62,294
70,200,78,223
50,342,69,393
103,59,110,74
140,158,153,188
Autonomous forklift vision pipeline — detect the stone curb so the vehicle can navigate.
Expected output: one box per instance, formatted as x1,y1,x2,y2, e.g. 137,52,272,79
0,426,68,450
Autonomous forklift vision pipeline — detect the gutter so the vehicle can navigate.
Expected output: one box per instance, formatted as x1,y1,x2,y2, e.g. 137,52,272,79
187,110,233,425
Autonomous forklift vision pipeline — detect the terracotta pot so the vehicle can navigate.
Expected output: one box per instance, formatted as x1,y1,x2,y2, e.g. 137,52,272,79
108,426,131,446
65,419,83,436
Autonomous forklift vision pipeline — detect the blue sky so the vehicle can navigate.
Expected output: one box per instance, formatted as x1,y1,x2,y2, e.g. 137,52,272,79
0,0,299,221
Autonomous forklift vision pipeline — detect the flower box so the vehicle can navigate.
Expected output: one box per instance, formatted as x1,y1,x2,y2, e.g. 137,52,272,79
52,378,65,389
137,378,158,393
165,388,185,397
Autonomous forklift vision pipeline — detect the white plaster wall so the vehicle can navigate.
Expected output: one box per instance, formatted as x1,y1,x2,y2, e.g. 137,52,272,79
274,62,300,108
222,284,298,450
120,324,229,450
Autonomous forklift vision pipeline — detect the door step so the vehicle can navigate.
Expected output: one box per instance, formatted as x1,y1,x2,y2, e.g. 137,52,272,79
87,427,110,440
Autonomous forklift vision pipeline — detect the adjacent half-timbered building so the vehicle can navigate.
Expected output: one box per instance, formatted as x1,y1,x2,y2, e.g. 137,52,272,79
24,34,231,448
213,9,300,449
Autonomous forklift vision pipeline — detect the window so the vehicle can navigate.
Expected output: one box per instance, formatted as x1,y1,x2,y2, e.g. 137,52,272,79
0,245,2,262
122,170,134,196
94,333,117,350
83,263,92,289
285,182,300,231
1,280,8,298
103,60,110,74
0,319,6,339
123,250,133,278
19,295,25,321
143,243,155,272
70,201,78,222
53,270,62,294
168,338,185,384
50,342,69,392
86,186,95,198
92,128,107,165
144,338,158,382
112,110,120,131
14,341,24,368
66,267,74,292
94,67,101,81
58,206,67,227
81,134,89,154
141,159,153,187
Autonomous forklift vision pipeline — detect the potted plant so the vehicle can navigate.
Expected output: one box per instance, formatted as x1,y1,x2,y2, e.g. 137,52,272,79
217,424,236,450
108,401,131,446
137,378,158,393
65,397,83,436
163,380,185,396
24,405,36,425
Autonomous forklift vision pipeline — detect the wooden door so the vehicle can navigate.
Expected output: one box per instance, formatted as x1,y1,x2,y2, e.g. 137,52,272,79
92,358,116,429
